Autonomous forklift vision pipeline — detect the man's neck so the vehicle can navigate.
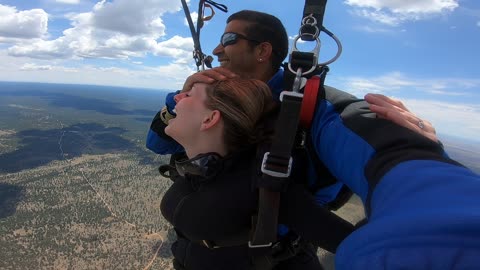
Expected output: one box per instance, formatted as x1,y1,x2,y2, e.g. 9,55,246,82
257,68,276,83
242,67,275,83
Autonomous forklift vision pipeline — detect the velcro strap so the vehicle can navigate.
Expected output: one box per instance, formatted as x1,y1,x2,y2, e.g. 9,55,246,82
289,51,315,73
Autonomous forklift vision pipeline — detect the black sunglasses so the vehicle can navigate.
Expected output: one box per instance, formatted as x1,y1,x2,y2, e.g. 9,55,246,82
220,32,261,47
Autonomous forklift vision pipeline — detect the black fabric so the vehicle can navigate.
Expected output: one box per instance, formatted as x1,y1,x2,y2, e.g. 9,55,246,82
159,152,188,181
161,148,258,270
279,184,355,253
251,189,280,248
161,145,333,269
150,110,176,141
171,237,253,270
252,88,304,255
301,0,327,41
289,51,316,72
325,185,353,211
269,94,304,159
273,243,324,270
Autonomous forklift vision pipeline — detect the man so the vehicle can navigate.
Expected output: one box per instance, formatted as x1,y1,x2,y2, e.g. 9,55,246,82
147,10,440,269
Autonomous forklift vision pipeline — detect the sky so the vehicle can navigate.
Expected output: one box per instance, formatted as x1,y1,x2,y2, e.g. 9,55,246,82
0,0,479,143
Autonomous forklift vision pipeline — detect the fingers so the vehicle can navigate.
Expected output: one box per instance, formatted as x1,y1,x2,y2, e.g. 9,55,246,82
365,93,408,112
181,67,238,92
209,67,238,79
366,93,439,143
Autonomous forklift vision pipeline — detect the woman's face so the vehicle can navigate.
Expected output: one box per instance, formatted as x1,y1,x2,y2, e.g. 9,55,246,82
164,83,212,144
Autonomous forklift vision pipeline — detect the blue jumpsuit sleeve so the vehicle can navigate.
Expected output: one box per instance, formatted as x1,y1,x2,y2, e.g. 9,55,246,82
145,91,184,154
310,86,480,270
310,85,452,206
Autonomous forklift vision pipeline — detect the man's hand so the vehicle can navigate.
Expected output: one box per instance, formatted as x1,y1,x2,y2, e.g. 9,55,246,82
182,67,238,92
365,93,439,143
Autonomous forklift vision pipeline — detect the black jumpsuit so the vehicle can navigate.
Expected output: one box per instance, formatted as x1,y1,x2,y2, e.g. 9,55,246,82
160,148,354,270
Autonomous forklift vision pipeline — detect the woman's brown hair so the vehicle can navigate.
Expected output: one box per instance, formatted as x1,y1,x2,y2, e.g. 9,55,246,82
204,78,275,153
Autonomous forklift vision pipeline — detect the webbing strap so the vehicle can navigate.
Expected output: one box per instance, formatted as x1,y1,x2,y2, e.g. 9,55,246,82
268,94,304,162
250,94,303,257
301,0,327,41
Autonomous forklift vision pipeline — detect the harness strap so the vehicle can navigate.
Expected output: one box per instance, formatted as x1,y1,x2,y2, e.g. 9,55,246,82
181,0,227,70
251,93,304,235
204,0,228,12
194,229,251,249
200,3,215,26
301,0,327,41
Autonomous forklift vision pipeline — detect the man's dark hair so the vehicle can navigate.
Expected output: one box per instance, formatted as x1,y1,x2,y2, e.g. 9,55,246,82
227,10,288,72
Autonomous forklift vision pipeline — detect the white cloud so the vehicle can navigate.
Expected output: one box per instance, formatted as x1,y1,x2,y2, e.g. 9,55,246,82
56,0,80,4
334,72,479,97
92,0,168,36
20,63,52,71
353,25,393,33
0,4,48,39
327,71,480,141
401,99,480,142
5,1,192,61
184,12,199,27
0,50,196,90
8,38,72,59
344,0,459,26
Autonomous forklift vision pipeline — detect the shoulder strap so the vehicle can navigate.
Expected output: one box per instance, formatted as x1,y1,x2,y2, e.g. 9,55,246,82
301,0,327,41
250,49,329,270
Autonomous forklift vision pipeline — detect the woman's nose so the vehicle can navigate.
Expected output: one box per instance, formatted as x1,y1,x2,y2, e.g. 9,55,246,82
174,92,186,103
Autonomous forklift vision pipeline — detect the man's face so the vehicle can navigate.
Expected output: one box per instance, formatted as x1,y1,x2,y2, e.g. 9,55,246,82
212,20,258,78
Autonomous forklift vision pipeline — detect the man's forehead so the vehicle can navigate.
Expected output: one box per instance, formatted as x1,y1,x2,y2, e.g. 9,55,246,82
224,20,250,34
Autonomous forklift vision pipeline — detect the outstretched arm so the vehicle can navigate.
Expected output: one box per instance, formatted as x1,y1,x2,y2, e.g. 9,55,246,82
364,93,438,143
310,86,451,204
280,184,355,253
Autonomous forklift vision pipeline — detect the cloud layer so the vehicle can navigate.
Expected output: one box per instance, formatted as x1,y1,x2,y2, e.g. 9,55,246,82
344,0,459,26
1,2,193,62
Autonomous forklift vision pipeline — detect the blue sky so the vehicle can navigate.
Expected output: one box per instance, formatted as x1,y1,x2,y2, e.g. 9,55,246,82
0,0,479,143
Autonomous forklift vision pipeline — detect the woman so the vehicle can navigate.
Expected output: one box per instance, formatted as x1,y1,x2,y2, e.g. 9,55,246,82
160,78,354,270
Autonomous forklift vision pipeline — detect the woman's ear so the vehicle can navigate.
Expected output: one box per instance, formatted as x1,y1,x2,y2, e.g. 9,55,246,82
200,110,221,131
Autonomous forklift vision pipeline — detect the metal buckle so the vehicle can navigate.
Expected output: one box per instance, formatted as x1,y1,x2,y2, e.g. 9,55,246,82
279,91,303,102
261,152,292,178
288,35,320,76
248,241,273,248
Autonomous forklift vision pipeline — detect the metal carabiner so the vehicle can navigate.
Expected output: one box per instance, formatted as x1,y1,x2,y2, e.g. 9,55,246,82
292,68,303,93
287,34,321,76
300,14,320,39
